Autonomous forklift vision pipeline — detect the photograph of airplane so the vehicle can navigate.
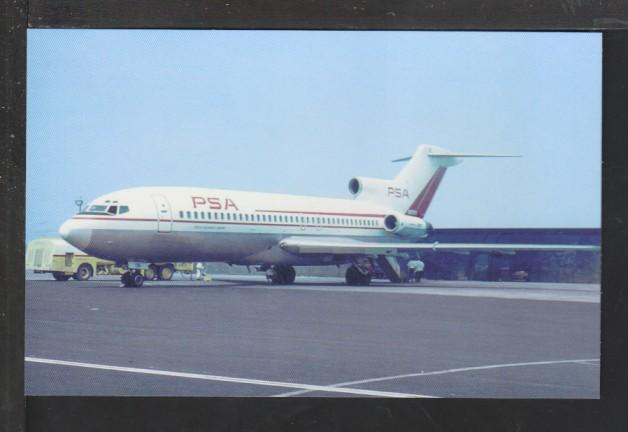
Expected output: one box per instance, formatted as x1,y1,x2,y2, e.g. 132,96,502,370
59,144,598,287
25,30,600,399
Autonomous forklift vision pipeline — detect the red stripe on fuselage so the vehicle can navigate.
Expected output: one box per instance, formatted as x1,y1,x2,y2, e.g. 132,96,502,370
254,209,386,217
71,216,382,230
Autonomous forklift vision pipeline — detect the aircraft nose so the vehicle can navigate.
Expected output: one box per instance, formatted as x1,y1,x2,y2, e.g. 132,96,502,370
59,219,93,251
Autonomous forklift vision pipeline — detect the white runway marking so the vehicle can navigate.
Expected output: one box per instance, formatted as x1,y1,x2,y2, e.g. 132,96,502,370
573,360,601,366
274,358,600,397
24,356,436,398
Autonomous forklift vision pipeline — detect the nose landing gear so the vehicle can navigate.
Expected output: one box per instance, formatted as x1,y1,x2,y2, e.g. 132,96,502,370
121,270,144,287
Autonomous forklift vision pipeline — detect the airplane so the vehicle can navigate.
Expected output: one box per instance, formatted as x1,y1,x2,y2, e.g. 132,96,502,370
59,145,599,287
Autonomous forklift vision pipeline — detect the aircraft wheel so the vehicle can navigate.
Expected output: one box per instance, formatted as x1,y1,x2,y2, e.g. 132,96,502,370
284,266,296,284
52,272,70,281
73,263,93,281
268,265,295,284
346,265,370,286
144,264,158,281
268,266,284,284
121,271,132,287
131,272,144,288
345,266,359,285
158,264,174,281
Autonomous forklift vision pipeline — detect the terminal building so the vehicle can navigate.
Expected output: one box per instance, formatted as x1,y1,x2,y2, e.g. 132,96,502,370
422,228,600,283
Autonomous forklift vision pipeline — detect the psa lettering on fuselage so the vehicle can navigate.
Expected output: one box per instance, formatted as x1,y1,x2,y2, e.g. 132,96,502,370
191,196,239,210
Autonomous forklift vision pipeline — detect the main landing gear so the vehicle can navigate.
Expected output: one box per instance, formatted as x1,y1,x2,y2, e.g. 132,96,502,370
345,265,372,286
121,270,144,288
143,264,174,281
265,264,296,285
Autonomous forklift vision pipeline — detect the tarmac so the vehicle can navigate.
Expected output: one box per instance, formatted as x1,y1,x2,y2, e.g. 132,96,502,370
25,273,600,398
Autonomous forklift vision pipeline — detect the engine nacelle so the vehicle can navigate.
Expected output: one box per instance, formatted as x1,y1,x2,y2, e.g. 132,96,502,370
348,177,408,200
383,214,433,239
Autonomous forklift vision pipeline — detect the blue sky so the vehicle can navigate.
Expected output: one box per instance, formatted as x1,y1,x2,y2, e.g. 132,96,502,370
26,30,601,241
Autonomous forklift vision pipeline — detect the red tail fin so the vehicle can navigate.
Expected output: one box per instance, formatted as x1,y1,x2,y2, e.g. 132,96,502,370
405,167,447,218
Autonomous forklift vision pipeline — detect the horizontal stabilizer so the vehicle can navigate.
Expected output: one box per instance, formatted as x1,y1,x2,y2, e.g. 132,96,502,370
392,153,520,162
428,153,521,158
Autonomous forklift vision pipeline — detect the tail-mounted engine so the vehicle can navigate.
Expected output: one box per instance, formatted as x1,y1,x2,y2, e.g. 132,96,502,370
383,213,433,239
348,177,408,201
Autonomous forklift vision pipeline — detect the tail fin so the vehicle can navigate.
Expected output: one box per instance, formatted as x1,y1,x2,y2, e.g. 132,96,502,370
393,145,519,218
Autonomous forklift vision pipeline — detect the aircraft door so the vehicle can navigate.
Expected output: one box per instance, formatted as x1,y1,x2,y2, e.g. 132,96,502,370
152,194,173,233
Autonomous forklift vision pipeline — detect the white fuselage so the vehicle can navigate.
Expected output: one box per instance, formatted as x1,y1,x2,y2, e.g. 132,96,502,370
59,186,430,266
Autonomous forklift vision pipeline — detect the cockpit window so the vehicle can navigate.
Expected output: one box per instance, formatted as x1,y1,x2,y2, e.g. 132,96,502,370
88,205,108,212
78,203,129,216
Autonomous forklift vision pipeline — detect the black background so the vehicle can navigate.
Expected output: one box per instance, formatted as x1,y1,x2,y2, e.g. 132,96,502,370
2,1,628,431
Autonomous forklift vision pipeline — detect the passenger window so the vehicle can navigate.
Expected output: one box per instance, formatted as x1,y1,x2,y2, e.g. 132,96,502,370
179,211,184,218
279,215,283,222
262,215,266,222
239,214,243,221
220,213,225,220
201,212,205,219
194,211,198,219
187,211,191,218
227,213,231,220
207,212,211,220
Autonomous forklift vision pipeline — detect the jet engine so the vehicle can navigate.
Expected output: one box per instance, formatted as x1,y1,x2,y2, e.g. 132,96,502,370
383,214,433,239
348,177,396,198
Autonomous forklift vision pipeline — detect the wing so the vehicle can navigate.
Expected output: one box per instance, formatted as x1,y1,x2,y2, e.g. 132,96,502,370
279,236,599,256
